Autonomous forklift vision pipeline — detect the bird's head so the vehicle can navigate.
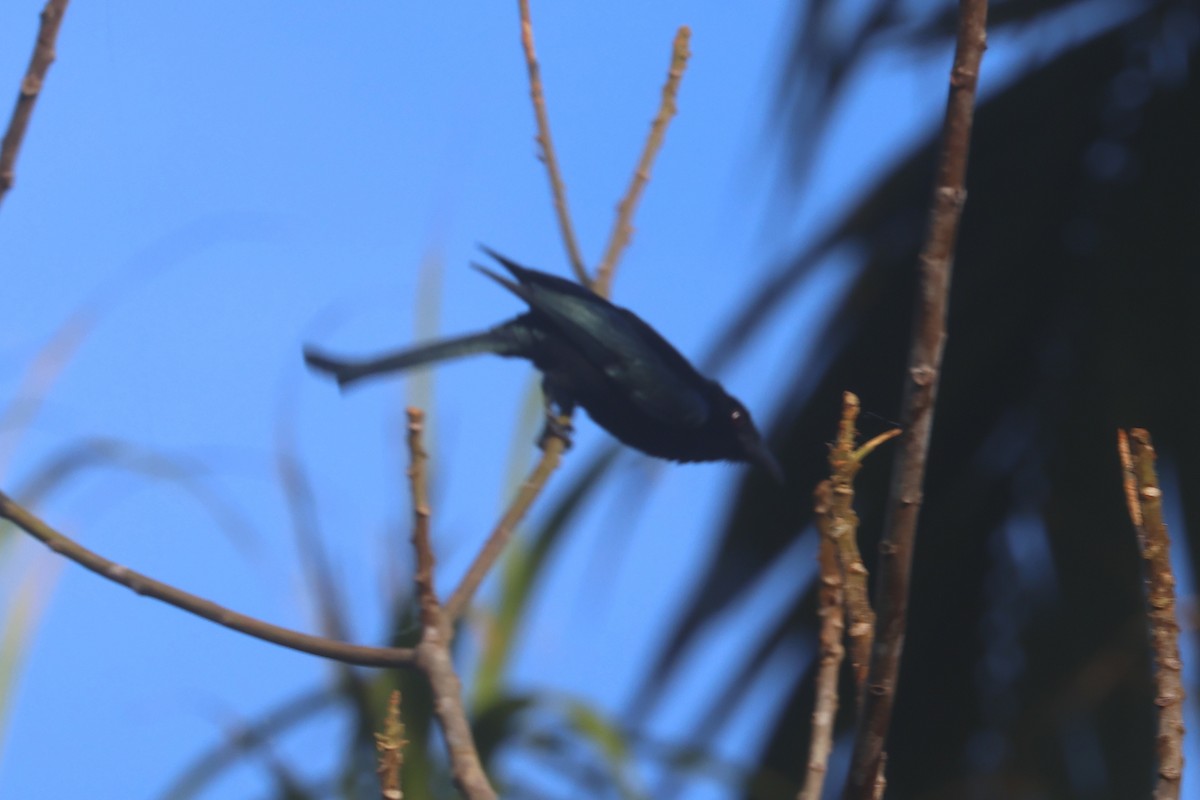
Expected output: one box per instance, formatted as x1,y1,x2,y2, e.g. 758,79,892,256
715,393,783,483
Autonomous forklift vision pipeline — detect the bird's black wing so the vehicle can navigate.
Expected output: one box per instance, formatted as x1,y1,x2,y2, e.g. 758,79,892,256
476,250,711,427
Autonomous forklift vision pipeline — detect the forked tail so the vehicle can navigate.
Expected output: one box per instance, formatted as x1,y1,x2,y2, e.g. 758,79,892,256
304,324,526,389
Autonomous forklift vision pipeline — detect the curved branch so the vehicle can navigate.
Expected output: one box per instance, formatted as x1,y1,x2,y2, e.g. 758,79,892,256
0,490,416,668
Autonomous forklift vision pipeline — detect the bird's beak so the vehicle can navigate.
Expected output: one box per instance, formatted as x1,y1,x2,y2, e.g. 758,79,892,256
745,437,784,484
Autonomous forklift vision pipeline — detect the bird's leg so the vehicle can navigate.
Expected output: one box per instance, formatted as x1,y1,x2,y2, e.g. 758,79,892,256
538,378,575,451
540,410,574,450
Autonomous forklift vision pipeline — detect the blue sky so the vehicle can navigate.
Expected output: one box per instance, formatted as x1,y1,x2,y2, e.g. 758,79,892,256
2,2,1190,799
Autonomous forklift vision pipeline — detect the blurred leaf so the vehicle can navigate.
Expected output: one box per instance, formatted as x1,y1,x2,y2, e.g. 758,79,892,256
172,700,326,800
157,687,338,800
0,311,94,478
478,690,797,799
274,392,382,798
475,692,644,799
0,561,57,769
258,753,316,800
158,669,442,800
472,693,538,769
629,730,796,800
769,0,1127,200
651,2,1198,797
1,211,288,480
558,697,644,800
1,437,259,559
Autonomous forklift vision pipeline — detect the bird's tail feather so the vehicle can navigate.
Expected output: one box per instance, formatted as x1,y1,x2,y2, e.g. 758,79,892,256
304,326,522,389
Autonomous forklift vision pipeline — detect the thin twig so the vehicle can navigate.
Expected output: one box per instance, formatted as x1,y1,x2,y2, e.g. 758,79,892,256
444,418,569,623
593,26,692,299
443,3,587,627
0,0,70,209
405,409,498,800
518,0,589,286
1118,429,1185,800
843,2,988,796
375,690,407,800
0,489,416,668
407,408,437,631
828,392,876,696
854,429,903,463
800,481,845,800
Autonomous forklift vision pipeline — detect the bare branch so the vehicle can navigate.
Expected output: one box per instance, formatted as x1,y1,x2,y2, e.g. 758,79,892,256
843,1,989,796
593,26,692,299
407,408,438,631
1118,429,1185,800
0,489,416,668
0,0,71,209
375,690,407,800
801,481,845,800
518,0,589,286
444,416,569,622
828,392,876,695
405,408,498,800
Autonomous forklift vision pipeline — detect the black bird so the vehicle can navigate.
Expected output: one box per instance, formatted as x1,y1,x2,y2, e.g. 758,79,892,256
304,249,782,480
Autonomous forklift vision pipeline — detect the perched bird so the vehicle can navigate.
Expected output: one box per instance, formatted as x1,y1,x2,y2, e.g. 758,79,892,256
304,249,782,481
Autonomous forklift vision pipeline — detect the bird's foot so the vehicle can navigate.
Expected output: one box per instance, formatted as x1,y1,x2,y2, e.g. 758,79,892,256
538,414,574,451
